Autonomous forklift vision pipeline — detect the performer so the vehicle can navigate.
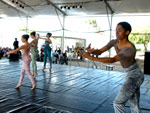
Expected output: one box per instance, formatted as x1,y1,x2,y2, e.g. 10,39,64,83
30,31,39,77
7,34,36,90
38,33,52,71
80,22,144,113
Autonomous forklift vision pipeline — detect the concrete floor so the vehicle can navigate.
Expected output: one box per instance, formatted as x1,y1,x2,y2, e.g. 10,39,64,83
0,59,150,113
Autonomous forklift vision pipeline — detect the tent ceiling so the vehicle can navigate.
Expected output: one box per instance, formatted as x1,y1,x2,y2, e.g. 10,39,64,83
0,0,150,18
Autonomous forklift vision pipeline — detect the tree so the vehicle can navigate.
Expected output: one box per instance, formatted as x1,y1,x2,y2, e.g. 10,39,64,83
86,19,101,32
129,33,150,51
19,28,35,33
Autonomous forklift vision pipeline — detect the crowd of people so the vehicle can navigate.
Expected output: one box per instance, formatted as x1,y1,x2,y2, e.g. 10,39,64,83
0,46,71,66
51,46,85,64
0,47,12,59
37,46,68,65
52,49,68,65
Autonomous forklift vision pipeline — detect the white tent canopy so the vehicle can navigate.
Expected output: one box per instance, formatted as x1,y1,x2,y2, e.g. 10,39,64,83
0,0,150,18
0,0,150,52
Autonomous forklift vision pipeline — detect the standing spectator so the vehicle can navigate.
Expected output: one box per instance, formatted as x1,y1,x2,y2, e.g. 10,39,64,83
13,38,19,50
52,50,58,64
63,51,68,65
67,46,69,52
80,47,84,60
57,47,61,55
38,45,44,62
59,52,63,64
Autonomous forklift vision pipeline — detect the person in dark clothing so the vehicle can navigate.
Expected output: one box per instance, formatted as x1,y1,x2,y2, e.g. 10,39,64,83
59,52,63,64
63,51,68,65
57,47,61,55
13,38,19,50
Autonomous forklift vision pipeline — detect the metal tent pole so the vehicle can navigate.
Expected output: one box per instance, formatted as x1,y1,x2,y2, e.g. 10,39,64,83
109,14,113,57
26,16,29,33
55,8,65,52
62,15,65,52
104,0,114,57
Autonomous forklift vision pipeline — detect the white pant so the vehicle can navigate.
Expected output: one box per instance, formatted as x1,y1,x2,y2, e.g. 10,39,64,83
113,63,144,113
19,60,35,85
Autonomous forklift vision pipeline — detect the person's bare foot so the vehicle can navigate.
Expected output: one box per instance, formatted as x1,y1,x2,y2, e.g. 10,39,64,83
34,72,38,78
16,83,21,89
31,83,36,90
42,66,46,71
49,67,52,71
